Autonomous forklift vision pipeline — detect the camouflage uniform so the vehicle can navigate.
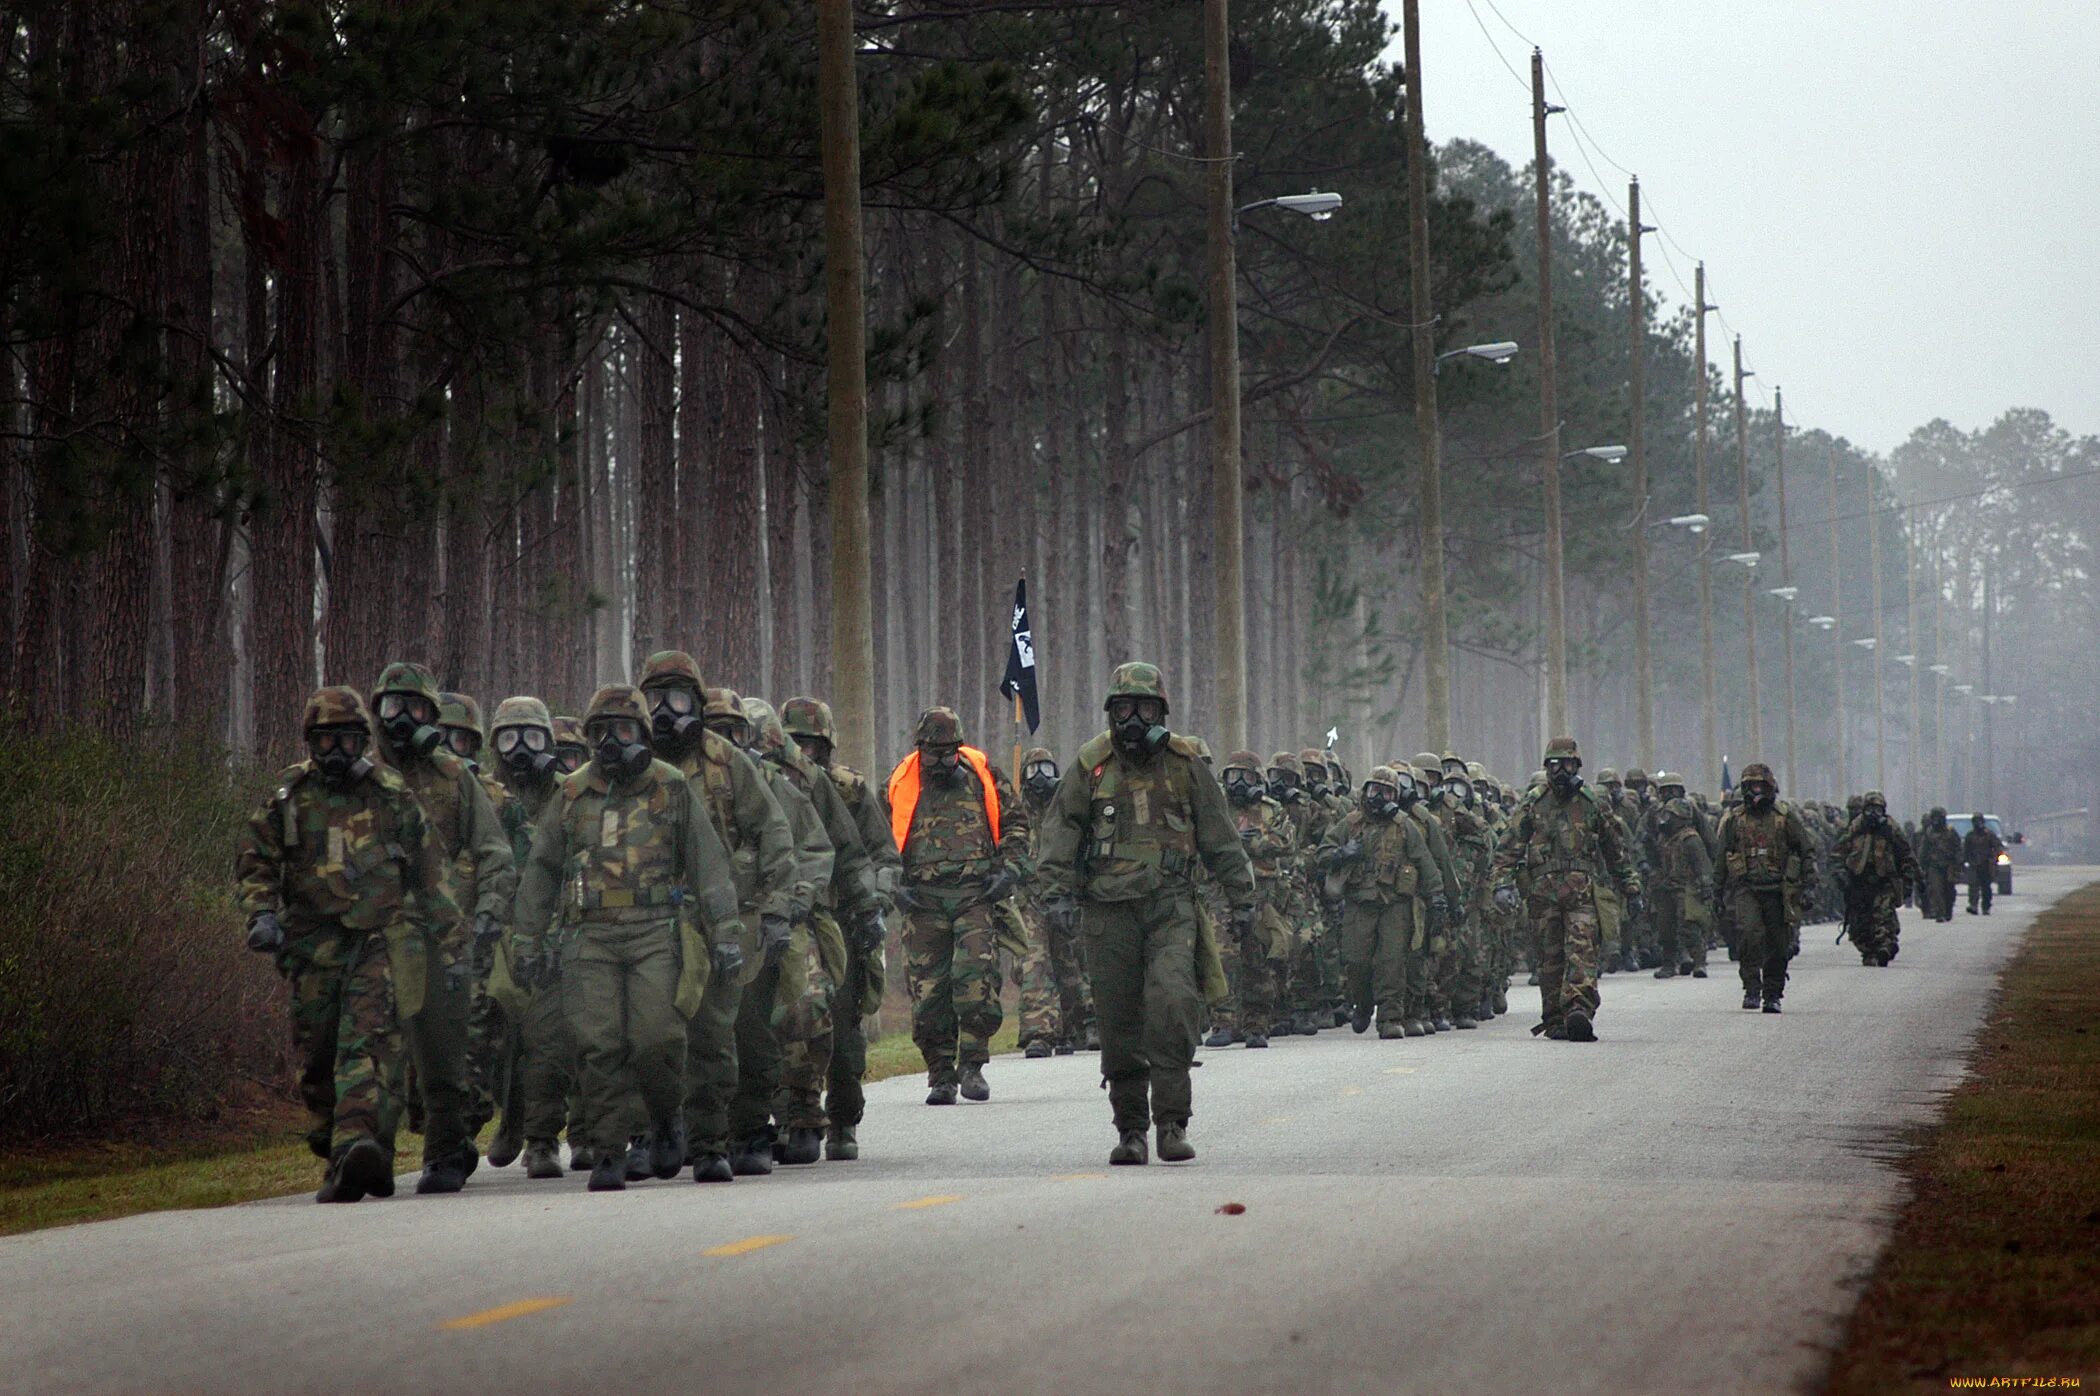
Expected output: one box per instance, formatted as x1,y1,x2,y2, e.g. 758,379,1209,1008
437,691,523,1142
1415,753,1487,1030
1016,747,1095,1054
507,685,742,1178
1489,739,1640,1039
1207,751,1293,1044
1319,767,1442,1037
1396,764,1464,1034
369,662,516,1182
1916,808,1961,922
1036,664,1255,1161
1647,795,1713,977
1713,765,1815,1010
235,687,459,1197
1833,794,1920,966
1265,753,1329,1035
1962,817,2005,915
883,707,1031,1095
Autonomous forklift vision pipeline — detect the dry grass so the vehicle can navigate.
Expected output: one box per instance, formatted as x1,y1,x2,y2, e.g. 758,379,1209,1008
1824,882,2100,1391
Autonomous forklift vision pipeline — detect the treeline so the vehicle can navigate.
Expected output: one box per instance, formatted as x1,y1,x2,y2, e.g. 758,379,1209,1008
3,2,2094,814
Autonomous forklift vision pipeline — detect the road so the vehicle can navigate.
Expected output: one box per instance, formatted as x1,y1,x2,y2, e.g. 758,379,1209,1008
3,868,2082,1396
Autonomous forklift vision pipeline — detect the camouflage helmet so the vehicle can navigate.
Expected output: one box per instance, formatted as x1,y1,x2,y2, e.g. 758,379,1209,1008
1465,760,1487,780
1365,764,1402,795
1224,748,1264,774
1441,749,1464,768
702,687,746,722
1412,752,1443,779
551,715,587,749
491,695,553,736
1103,661,1169,712
1928,805,1948,822
584,684,649,727
1846,794,1863,814
438,691,484,737
303,685,372,733
914,705,963,747
743,697,786,753
1661,795,1697,827
1268,752,1302,777
781,697,835,744
1861,789,1887,810
1624,766,1650,787
1022,746,1056,767
1542,735,1580,764
1297,747,1328,772
373,660,440,703
1597,767,1621,786
1529,770,1548,791
1739,762,1776,789
637,649,705,693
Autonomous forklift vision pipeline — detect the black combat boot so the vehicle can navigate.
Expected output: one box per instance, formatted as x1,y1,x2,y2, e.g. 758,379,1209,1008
1243,1030,1269,1048
1564,1010,1596,1042
730,1133,775,1176
567,1145,597,1172
415,1155,466,1195
1269,1019,1295,1040
1203,1026,1238,1049
1378,1019,1405,1040
1350,1005,1374,1035
1453,1012,1478,1029
649,1121,686,1180
317,1138,391,1204
1054,1039,1076,1056
959,1064,991,1102
1025,1038,1055,1058
623,1135,652,1182
523,1141,565,1180
1432,1015,1454,1033
1742,989,1761,1011
1156,1122,1195,1163
778,1127,822,1165
1492,986,1510,1014
1109,1130,1149,1166
1654,964,1677,979
925,1083,958,1106
587,1152,627,1192
1762,998,1783,1014
691,1153,734,1183
825,1126,859,1161
487,1113,524,1170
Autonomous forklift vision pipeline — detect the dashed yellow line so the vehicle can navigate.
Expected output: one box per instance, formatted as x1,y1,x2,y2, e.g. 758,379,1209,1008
1340,1085,1364,1097
894,1194,964,1210
704,1233,795,1257
440,1297,571,1330
1382,1066,1418,1076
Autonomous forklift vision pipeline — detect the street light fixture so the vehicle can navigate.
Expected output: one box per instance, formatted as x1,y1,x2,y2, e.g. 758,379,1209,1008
1767,585,1799,601
1893,653,1916,666
1665,512,1709,534
1724,551,1761,568
1434,341,1520,375
1234,191,1343,233
1565,444,1628,462
1808,614,1836,629
1852,637,1877,650
1929,663,1951,676
1952,684,1972,695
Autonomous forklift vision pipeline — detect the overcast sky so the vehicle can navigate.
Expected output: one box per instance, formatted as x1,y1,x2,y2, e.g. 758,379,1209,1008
1380,1,2100,454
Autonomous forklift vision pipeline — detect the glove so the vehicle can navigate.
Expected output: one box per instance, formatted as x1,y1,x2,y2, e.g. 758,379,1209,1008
512,951,543,991
981,867,1020,904
472,910,502,950
1429,895,1449,923
892,884,924,915
245,911,285,954
1231,904,1257,940
759,913,793,968
1493,884,1520,914
1042,895,1078,934
851,908,887,956
1627,894,1646,923
711,940,744,981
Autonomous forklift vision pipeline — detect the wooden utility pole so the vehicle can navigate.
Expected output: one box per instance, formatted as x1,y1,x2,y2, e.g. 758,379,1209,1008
1695,265,1717,786
1403,0,1451,749
818,0,874,769
1628,179,1653,768
1827,441,1848,793
1532,49,1566,736
1733,336,1760,762
1869,464,1887,791
1204,0,1246,754
1933,551,1947,806
1906,474,1922,816
1774,388,1797,795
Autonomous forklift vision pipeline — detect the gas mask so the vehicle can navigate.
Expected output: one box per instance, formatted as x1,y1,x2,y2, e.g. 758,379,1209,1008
376,692,442,758
495,725,557,785
647,685,703,751
1223,770,1262,806
1108,697,1169,759
923,744,965,784
554,743,588,776
1393,774,1420,809
794,735,833,769
1862,804,1887,826
309,727,373,787
590,717,653,784
703,715,752,751
1744,781,1776,813
1363,782,1401,819
1267,771,1301,804
1544,758,1582,797
1444,778,1473,809
1023,761,1060,805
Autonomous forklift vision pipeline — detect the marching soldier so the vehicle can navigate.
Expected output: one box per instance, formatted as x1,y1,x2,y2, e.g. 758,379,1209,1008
1713,763,1814,1014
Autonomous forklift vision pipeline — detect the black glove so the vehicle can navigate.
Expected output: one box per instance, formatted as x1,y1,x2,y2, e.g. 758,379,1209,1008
472,910,502,950
1231,904,1257,940
1429,894,1449,923
981,867,1020,904
512,949,543,991
1493,884,1520,914
245,911,285,954
851,908,887,956
1042,895,1078,934
892,884,924,915
1327,838,1363,867
759,913,793,968
1627,893,1646,922
711,940,744,981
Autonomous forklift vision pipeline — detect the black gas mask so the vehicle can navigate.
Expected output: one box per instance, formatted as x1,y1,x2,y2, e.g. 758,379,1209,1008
647,685,703,752
1394,773,1421,809
1108,696,1169,759
554,743,588,776
1443,777,1473,809
1744,781,1776,813
923,743,965,784
589,716,653,784
1023,760,1060,805
1544,757,1582,797
495,724,557,786
1266,769,1301,804
309,726,373,787
1303,772,1328,799
376,692,442,758
703,714,751,752
794,735,833,769
1223,769,1263,806
1862,803,1887,826
1363,781,1401,819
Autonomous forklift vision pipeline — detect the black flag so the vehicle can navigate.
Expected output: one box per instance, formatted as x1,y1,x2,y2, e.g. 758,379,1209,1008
999,577,1039,733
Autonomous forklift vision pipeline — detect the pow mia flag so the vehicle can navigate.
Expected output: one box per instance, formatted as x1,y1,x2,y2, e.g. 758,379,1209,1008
999,577,1040,733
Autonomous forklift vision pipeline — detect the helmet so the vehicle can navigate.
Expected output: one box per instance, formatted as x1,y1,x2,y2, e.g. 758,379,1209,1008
703,687,746,722
552,715,587,755
1972,810,1987,826
491,695,553,735
1022,746,1056,768
584,684,649,727
438,691,483,736
1103,662,1169,711
914,706,963,747
1297,747,1328,771
372,660,440,704
1623,766,1649,786
1597,767,1621,786
1466,760,1486,779
1543,735,1580,763
1268,752,1302,777
1224,749,1264,774
1739,762,1775,788
303,686,371,733
743,697,786,753
1861,790,1887,810
781,697,835,743
637,649,705,693
1365,765,1402,798
1390,760,1418,783
1412,752,1443,779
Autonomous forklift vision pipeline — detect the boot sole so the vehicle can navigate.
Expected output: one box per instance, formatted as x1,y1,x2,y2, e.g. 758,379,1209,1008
1564,1013,1596,1042
332,1139,391,1203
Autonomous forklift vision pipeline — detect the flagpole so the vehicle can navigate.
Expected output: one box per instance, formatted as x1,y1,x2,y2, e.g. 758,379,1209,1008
1013,690,1025,787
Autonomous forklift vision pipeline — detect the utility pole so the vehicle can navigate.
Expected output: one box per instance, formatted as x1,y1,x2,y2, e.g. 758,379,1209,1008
1733,335,1760,762
1695,265,1717,787
1933,551,1947,806
1402,0,1451,749
1869,464,1887,791
818,0,873,769
1906,473,1922,817
1826,441,1847,793
1628,179,1653,768
1981,565,1995,811
1203,0,1246,754
1774,387,1797,795
1532,49,1566,736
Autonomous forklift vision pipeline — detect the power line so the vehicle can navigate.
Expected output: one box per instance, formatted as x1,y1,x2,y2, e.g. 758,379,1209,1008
1457,0,1532,95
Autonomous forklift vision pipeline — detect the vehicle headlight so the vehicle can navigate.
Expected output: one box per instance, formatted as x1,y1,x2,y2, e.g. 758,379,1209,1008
1997,852,2011,865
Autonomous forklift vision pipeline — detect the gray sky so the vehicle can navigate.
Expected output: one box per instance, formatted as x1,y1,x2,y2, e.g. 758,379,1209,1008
1382,1,2100,454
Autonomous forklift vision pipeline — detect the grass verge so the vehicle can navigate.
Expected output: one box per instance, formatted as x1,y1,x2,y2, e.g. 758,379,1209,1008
1823,880,2100,1391
0,1021,1023,1237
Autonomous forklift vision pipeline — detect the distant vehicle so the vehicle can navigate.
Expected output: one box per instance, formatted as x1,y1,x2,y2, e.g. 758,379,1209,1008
1950,813,2017,895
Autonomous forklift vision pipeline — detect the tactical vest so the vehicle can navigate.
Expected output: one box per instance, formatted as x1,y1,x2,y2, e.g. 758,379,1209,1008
1845,829,1896,879
1725,808,1798,888
680,734,757,904
1232,798,1289,882
1076,734,1202,896
273,766,422,930
1520,788,1613,880
397,751,479,909
557,764,690,923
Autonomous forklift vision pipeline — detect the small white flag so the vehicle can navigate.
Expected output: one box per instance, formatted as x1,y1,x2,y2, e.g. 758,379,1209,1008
1324,727,1339,748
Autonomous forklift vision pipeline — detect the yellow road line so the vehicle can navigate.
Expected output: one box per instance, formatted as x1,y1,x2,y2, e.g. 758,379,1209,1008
893,1194,965,1210
1340,1085,1364,1097
440,1297,571,1331
1382,1066,1418,1075
704,1234,795,1257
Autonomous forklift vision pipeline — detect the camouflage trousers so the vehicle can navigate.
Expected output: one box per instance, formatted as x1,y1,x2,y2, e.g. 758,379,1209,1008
562,918,685,1154
775,911,845,1132
902,890,1003,1086
1526,875,1604,1029
462,955,506,1135
1920,867,1957,921
516,981,586,1147
1731,886,1797,1002
1082,889,1204,1133
287,928,403,1158
1966,866,1995,914
403,934,472,1167
1845,883,1903,961
1428,909,1483,1021
1210,894,1283,1033
1340,899,1413,1024
1018,897,1094,1048
824,944,882,1130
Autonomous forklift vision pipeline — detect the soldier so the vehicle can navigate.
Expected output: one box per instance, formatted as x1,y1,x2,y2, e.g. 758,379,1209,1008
636,654,798,1183
1713,763,1815,1014
1320,766,1444,1038
1590,767,1636,974
1036,663,1255,1165
438,691,523,1160
1393,760,1464,1035
1489,737,1641,1042
507,684,743,1192
1204,751,1292,1049
1618,766,1658,968
368,661,515,1194
884,706,1030,1106
782,696,896,1161
1833,790,1921,967
237,687,460,1203
552,716,590,776
1647,781,1713,980
1415,753,1487,1030
1917,807,1961,922
1016,747,1096,1057
1266,751,1334,1034
1962,812,2005,916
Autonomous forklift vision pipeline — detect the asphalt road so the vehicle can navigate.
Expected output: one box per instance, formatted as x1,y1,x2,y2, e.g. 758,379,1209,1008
4,868,2083,1396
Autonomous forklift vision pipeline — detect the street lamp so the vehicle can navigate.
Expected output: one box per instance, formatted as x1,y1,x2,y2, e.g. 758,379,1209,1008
1665,513,1709,533
1853,637,1878,651
1928,663,1951,676
1565,444,1627,462
1725,551,1761,568
1767,586,1799,602
1808,614,1836,630
1234,190,1343,231
1952,684,1972,695
1434,341,1520,375
1893,653,1916,667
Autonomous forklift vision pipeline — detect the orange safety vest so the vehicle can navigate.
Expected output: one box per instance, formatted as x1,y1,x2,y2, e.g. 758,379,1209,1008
887,746,1002,854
